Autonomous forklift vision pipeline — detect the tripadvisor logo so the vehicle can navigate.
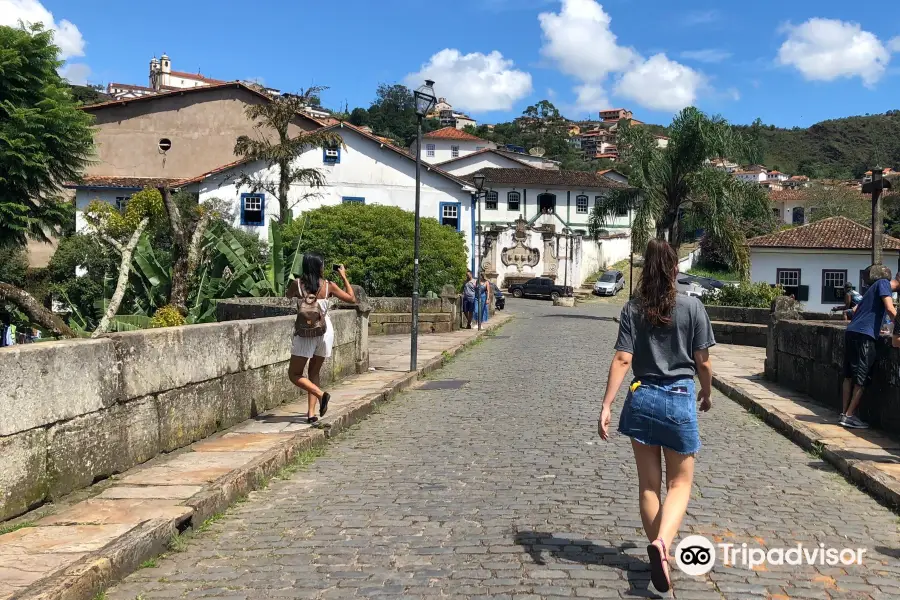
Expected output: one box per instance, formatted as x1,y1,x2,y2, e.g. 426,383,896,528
674,535,866,574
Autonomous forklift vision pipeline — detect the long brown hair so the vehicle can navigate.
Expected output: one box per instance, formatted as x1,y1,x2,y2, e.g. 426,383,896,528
637,238,678,327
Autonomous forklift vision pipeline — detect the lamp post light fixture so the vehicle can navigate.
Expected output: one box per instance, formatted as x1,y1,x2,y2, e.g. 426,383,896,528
410,79,437,372
472,173,486,330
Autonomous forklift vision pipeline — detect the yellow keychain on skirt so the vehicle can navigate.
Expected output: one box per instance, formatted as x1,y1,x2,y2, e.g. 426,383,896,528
630,381,641,393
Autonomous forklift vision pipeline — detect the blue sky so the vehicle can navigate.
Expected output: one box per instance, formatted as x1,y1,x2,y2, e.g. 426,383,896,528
12,0,900,127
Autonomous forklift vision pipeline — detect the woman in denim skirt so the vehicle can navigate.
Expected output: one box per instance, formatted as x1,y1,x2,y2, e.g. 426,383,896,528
598,239,715,593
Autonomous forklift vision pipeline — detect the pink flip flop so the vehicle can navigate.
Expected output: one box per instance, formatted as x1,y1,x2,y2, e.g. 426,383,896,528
647,538,671,593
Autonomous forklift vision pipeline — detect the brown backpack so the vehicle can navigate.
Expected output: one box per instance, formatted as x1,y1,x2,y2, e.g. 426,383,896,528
294,282,327,337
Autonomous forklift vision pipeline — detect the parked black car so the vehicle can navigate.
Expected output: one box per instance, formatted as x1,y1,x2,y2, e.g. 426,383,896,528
508,277,574,301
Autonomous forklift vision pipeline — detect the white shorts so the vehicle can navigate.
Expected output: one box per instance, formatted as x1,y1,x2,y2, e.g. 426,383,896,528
291,319,334,358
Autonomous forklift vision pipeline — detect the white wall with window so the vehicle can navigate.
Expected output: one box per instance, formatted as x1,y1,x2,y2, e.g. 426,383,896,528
474,185,632,231
749,247,900,312
72,188,141,232
412,138,494,164
186,125,476,252
440,152,536,177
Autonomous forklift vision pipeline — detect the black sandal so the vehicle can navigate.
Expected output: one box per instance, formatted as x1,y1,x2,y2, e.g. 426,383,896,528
320,392,331,417
307,416,319,425
647,538,672,593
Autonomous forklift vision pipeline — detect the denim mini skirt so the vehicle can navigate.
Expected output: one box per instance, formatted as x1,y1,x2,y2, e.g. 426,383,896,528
617,377,701,454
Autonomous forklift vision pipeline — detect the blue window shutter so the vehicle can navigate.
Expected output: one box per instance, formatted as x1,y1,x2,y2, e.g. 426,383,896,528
240,194,246,226
259,194,265,221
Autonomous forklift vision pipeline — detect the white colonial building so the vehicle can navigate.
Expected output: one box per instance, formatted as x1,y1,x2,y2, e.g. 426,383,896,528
748,217,900,312
733,169,768,184
411,127,496,164
463,167,634,289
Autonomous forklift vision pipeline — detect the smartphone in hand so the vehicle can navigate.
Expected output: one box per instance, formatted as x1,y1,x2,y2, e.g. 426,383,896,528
333,264,341,273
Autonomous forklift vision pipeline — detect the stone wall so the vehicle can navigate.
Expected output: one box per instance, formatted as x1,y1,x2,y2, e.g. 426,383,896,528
704,305,843,325
710,322,768,347
0,309,367,522
767,319,900,432
367,296,462,336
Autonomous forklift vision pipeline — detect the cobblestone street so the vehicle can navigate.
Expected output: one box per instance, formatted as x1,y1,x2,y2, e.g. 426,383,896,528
108,300,900,600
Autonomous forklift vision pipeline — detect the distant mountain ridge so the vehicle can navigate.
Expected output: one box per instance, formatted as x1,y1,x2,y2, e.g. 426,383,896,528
732,111,900,180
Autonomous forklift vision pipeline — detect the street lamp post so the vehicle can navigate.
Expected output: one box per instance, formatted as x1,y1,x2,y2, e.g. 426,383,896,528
410,79,437,372
472,174,486,330
872,166,884,267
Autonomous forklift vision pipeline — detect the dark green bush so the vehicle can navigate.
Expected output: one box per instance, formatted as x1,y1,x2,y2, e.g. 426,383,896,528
283,204,468,297
701,281,784,309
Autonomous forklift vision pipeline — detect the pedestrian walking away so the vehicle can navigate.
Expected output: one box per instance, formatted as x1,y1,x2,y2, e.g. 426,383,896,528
462,270,476,329
287,253,356,424
597,238,715,594
478,273,491,325
842,270,899,429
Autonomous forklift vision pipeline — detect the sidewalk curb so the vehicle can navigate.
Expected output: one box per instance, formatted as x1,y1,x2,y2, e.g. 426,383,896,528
712,374,900,511
18,316,511,600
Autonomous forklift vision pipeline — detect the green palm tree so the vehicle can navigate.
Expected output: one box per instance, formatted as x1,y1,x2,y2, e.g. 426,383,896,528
589,107,772,276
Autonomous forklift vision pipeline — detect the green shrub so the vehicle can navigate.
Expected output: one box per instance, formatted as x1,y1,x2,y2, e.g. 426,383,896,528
150,305,186,328
283,204,468,297
0,246,28,286
701,281,785,309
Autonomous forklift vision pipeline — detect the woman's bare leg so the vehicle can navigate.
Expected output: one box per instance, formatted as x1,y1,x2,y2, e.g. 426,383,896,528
656,448,696,552
308,355,326,415
631,439,663,542
288,355,323,417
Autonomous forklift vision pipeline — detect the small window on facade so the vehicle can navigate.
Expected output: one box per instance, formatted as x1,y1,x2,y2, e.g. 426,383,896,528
426,144,436,158
576,195,589,214
115,196,131,214
778,270,799,287
485,191,498,210
822,270,846,303
507,191,521,211
241,194,265,226
440,203,460,230
323,145,340,164
451,145,460,158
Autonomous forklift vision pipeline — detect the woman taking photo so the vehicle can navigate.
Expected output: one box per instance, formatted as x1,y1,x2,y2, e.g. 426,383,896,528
287,253,356,424
598,239,715,593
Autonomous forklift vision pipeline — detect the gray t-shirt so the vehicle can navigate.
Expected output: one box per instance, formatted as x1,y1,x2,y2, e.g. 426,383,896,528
463,280,476,300
614,295,715,380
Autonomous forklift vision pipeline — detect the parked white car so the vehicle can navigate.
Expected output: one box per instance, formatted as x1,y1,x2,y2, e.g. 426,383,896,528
593,270,626,296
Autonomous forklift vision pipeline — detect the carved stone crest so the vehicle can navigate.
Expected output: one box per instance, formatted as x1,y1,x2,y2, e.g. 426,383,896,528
501,238,540,273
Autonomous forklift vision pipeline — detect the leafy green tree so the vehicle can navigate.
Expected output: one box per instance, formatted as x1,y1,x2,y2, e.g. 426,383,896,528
805,184,872,224
68,83,108,106
0,24,94,337
234,86,344,224
83,187,164,336
590,107,769,276
282,204,468,297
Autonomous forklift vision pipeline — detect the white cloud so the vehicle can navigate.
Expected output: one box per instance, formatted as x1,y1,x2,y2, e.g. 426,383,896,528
615,54,707,112
405,49,532,112
777,18,892,87
572,84,610,112
59,62,91,85
539,0,707,113
0,0,85,59
889,36,900,53
680,49,733,63
539,0,638,82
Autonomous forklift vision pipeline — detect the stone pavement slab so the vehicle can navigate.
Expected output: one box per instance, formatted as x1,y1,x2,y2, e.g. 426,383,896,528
0,315,510,600
101,300,900,600
711,344,900,507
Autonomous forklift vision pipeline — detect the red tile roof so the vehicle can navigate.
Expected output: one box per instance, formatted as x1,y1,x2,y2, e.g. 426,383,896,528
170,70,225,85
65,176,181,189
80,82,324,126
747,216,900,250
423,127,484,141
